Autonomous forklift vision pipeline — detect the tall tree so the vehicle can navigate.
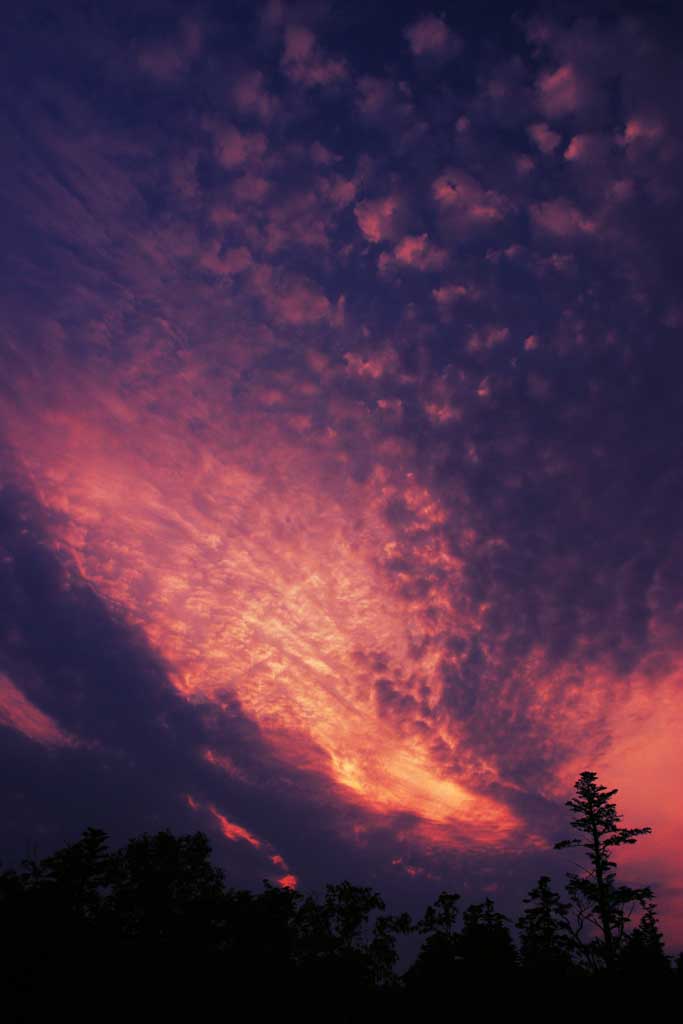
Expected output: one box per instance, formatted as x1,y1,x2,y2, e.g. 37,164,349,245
554,771,653,970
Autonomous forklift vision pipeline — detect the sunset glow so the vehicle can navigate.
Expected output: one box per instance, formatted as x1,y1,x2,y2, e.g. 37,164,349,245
2,0,682,949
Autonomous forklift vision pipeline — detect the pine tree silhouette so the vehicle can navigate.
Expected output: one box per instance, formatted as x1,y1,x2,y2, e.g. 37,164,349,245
517,875,574,974
555,771,653,970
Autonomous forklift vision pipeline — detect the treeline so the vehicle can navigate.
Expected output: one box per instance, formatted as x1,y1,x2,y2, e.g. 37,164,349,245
1,773,680,1018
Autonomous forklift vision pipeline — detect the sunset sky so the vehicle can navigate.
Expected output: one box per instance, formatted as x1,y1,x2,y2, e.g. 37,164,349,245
2,1,682,946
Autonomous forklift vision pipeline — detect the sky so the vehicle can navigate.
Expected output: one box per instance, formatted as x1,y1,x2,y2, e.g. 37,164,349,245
2,0,683,946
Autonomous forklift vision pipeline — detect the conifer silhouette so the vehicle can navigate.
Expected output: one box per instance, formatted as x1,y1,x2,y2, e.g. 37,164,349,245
555,771,653,970
517,875,574,974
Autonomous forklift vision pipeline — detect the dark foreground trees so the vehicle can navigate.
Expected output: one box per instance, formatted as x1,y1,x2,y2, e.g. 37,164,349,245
619,901,671,975
0,771,679,1018
517,875,575,974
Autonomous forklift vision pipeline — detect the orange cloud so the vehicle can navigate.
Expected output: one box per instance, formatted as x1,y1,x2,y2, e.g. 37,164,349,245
3,362,522,854
210,807,262,849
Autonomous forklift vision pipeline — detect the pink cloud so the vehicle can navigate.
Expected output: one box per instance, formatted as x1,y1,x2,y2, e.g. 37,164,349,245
620,115,666,150
257,189,334,253
467,326,510,352
205,120,267,169
379,234,448,273
607,179,635,203
432,170,511,230
232,173,270,204
564,133,591,161
515,154,535,176
356,76,414,121
0,673,74,748
344,348,400,379
138,18,202,80
169,150,200,200
404,15,462,58
530,198,596,237
190,796,296,886
282,26,347,87
232,71,277,122
564,132,610,163
357,76,390,117
250,266,333,325
355,195,402,243
200,244,252,277
209,203,240,227
310,141,340,166
433,282,481,306
528,122,561,154
485,244,524,264
537,252,574,274
274,282,332,325
537,64,584,118
211,807,262,848
317,174,356,208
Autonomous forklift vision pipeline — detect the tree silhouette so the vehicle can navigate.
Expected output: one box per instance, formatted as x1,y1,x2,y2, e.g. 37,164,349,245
107,829,225,950
618,901,671,975
405,891,462,990
554,770,653,970
517,875,575,974
0,811,675,1007
459,897,517,975
293,880,409,997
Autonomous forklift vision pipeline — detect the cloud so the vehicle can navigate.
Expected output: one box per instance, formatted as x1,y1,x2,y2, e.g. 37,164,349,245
529,197,596,236
200,243,252,277
404,15,462,59
432,170,512,231
248,266,334,324
379,234,448,274
310,141,340,166
0,673,74,748
232,71,278,122
281,26,347,88
138,18,202,80
564,132,609,163
355,76,415,126
433,282,480,306
355,194,403,243
232,174,271,204
204,120,268,169
536,64,586,118
528,122,561,154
